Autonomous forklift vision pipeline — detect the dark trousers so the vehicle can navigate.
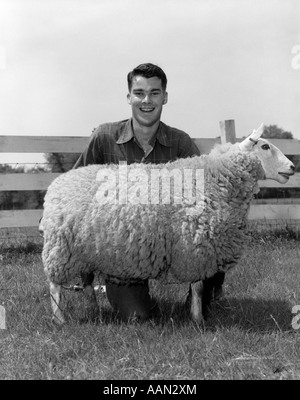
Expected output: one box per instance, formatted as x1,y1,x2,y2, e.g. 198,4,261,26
105,279,156,321
105,271,225,321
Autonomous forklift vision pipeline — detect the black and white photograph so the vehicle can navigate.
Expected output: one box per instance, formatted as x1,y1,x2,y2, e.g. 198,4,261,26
0,0,300,382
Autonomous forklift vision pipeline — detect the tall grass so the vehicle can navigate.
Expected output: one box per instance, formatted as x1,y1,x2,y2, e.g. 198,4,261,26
0,229,300,380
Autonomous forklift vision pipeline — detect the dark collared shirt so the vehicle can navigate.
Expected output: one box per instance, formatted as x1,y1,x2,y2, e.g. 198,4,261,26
74,118,200,168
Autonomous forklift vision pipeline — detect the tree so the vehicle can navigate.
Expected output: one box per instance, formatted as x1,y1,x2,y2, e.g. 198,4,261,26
44,128,97,172
0,163,47,210
262,124,293,139
0,164,25,173
43,152,80,172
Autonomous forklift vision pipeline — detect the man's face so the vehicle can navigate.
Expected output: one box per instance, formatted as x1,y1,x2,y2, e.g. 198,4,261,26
127,76,168,128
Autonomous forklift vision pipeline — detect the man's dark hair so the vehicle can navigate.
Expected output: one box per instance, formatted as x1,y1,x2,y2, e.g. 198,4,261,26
127,63,167,92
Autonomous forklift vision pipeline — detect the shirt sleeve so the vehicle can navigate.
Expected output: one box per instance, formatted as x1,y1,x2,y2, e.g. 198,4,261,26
73,128,104,168
177,132,201,158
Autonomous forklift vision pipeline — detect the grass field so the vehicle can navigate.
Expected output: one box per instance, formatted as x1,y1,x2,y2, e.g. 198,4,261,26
0,229,300,380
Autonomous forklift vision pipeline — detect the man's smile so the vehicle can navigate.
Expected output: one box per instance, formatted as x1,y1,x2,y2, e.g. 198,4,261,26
140,107,155,113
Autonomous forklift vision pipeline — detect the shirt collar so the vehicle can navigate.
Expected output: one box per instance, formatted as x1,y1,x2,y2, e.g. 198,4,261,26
116,119,172,147
116,119,135,144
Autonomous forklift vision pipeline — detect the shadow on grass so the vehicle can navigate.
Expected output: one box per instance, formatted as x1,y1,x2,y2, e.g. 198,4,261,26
45,289,294,333
206,296,294,332
147,296,294,333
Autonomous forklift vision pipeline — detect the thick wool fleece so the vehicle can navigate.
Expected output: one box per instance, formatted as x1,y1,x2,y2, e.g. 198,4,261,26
41,143,264,286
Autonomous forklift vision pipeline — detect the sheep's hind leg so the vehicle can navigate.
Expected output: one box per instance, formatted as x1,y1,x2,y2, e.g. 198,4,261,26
81,272,100,322
50,282,66,326
187,281,204,327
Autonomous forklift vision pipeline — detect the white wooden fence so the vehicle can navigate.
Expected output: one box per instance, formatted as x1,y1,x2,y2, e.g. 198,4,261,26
0,120,300,240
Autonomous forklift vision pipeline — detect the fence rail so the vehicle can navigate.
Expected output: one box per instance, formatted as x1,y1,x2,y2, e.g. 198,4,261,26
1,120,300,236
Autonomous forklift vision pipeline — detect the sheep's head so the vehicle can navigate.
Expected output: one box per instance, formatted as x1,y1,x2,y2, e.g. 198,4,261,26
239,123,295,183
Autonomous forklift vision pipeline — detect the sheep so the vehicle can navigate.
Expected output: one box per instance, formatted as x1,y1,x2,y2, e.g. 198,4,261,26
40,124,295,326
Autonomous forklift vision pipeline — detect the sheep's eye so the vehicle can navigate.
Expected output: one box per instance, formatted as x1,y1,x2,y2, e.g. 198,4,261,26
261,144,270,150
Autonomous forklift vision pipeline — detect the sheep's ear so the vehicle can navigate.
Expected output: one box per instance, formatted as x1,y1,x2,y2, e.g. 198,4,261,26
250,123,264,141
239,123,264,151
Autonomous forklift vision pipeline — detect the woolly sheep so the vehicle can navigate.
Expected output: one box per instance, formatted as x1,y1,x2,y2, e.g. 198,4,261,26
40,124,294,326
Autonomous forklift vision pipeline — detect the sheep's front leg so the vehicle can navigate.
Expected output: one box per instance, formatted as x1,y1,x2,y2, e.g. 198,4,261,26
50,282,66,326
81,272,100,322
187,281,204,326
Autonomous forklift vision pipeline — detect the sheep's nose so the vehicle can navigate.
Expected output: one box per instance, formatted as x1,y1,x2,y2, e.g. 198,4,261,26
290,164,295,174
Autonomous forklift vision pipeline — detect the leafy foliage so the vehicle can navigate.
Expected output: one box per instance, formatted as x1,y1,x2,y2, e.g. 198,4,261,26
262,124,293,139
43,153,80,173
0,164,46,210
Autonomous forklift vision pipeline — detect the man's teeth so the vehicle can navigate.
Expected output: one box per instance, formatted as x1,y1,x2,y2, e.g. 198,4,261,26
140,108,154,112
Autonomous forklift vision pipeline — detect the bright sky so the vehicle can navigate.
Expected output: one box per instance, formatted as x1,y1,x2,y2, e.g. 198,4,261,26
0,0,299,164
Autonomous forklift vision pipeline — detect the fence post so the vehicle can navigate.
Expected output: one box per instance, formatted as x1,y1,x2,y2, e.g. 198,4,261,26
219,120,236,144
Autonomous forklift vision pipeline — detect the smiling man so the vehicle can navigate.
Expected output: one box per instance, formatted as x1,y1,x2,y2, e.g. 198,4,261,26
127,72,168,155
74,63,224,322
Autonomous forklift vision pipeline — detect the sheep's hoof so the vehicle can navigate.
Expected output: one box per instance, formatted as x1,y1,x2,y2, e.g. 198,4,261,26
191,314,205,330
185,297,205,328
186,281,205,328
52,315,66,327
